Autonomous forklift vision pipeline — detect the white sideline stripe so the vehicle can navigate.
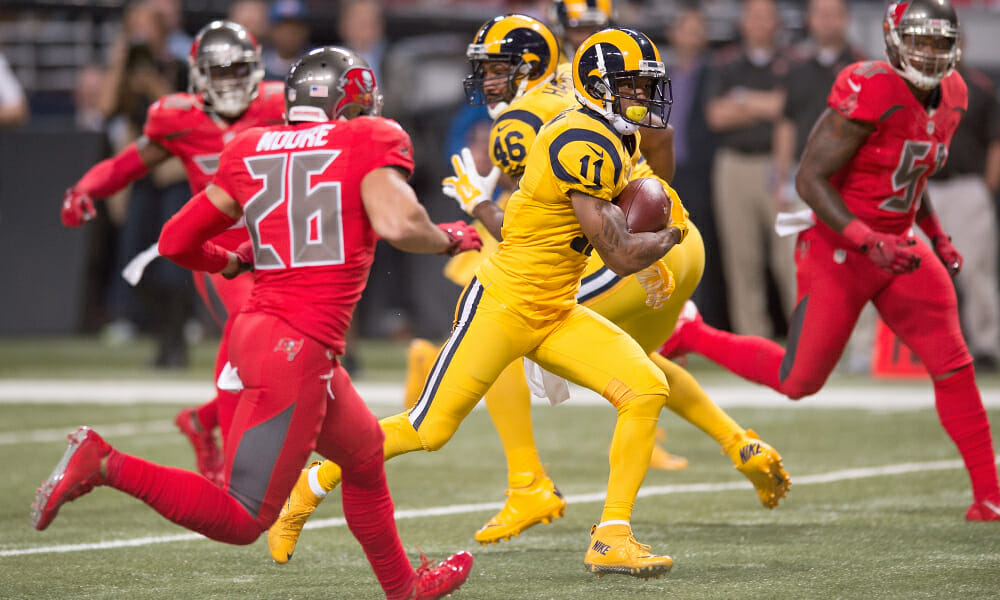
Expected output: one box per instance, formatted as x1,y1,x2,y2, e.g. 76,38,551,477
3,455,997,558
2,379,1000,409
0,422,177,445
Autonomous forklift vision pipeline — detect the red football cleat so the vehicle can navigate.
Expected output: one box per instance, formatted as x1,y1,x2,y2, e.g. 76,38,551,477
658,299,703,359
174,407,224,486
31,426,110,531
411,550,474,600
966,496,1000,521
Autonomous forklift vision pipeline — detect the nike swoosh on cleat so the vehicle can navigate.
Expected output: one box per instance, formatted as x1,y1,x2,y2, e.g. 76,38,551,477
286,553,293,561
984,500,1000,516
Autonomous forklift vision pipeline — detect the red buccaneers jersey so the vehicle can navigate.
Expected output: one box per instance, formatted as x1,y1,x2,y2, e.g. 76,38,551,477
212,117,415,352
144,81,286,249
827,61,967,235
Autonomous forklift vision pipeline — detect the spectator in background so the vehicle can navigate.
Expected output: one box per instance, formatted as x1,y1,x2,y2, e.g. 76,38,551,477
926,53,1000,372
73,64,107,132
338,0,387,84
0,47,28,127
664,4,726,329
149,0,192,62
99,0,193,367
705,0,792,338
773,0,863,208
262,0,311,81
773,0,871,373
228,0,271,47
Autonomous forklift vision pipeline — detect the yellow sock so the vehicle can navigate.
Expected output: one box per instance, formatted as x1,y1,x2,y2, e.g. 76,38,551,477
650,353,744,449
602,393,662,523
403,339,440,410
314,412,426,492
485,360,547,488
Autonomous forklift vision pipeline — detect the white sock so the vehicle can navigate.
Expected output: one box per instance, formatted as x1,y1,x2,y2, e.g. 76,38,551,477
308,464,328,498
597,519,630,529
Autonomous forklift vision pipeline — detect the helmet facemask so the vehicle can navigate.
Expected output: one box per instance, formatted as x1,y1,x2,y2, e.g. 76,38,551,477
884,7,960,90
463,48,535,119
191,39,264,119
587,60,672,134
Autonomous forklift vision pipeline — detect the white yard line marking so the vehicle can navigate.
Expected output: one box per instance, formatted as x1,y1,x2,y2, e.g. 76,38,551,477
3,456,996,558
0,422,177,445
2,379,999,409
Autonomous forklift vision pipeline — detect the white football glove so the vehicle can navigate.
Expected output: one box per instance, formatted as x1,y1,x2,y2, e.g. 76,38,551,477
442,147,501,215
635,259,675,310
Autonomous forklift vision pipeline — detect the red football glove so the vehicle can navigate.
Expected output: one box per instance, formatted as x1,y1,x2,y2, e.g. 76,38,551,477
438,221,482,256
61,187,96,227
842,220,921,274
222,240,255,280
917,213,962,276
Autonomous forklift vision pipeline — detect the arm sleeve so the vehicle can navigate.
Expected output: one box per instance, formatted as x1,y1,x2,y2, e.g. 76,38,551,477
74,142,149,198
158,190,236,273
550,129,624,201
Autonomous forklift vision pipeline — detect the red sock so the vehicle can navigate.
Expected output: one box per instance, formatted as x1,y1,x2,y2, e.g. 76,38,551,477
933,364,1000,502
105,449,262,544
340,451,416,600
195,399,219,432
685,322,784,392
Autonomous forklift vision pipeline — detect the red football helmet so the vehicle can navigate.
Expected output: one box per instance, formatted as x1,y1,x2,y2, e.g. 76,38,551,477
883,0,960,90
285,46,382,123
189,20,265,118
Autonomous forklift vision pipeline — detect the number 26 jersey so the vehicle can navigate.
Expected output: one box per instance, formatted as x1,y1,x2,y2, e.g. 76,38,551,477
827,60,967,235
211,117,414,352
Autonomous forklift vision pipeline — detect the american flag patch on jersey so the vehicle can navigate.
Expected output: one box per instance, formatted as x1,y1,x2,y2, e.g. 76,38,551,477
309,85,328,97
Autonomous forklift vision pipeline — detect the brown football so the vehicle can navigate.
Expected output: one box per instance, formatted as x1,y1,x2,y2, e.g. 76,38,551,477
612,177,671,233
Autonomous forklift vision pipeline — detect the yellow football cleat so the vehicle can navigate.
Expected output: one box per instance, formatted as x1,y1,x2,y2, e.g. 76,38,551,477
725,429,791,509
268,461,324,564
583,523,673,579
403,339,439,410
474,474,567,545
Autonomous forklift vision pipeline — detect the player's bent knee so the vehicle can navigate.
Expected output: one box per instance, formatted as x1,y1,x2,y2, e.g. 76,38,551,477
617,390,668,418
782,379,822,400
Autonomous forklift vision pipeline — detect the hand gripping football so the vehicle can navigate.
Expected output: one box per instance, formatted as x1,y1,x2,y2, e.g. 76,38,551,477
613,178,671,233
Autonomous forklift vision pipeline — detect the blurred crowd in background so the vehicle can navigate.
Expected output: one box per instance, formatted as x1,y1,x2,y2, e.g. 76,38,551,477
0,0,998,375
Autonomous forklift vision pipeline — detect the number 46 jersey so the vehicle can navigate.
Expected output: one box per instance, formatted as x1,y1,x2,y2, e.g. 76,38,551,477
827,60,967,235
212,117,415,353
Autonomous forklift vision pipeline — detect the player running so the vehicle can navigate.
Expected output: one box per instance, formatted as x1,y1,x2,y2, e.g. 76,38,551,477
266,15,790,566
659,0,1000,521
33,47,480,599
61,21,285,484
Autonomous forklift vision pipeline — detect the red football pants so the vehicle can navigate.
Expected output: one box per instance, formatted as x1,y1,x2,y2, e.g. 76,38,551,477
778,224,971,398
108,311,386,542
192,272,254,438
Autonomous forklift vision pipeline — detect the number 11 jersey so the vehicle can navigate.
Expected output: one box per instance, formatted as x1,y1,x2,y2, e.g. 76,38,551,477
212,117,415,352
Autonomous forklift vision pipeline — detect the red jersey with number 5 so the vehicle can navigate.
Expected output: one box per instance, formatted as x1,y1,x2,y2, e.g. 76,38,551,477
212,117,415,352
827,60,967,235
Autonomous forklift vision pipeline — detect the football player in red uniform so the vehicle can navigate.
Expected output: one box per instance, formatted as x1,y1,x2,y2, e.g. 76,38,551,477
33,47,479,599
61,21,286,485
659,0,1000,521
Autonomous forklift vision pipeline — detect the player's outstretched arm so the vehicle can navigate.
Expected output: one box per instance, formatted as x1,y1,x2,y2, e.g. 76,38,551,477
363,166,481,255
61,138,171,227
571,191,680,277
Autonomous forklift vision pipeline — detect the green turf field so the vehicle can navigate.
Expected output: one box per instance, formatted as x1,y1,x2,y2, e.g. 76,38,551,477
1,337,999,599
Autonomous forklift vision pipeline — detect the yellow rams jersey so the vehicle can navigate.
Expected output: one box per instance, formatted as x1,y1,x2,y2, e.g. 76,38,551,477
475,107,635,320
489,63,575,179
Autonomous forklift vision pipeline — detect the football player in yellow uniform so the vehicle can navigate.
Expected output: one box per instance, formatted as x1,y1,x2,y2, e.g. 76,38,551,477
267,16,791,566
291,26,683,579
